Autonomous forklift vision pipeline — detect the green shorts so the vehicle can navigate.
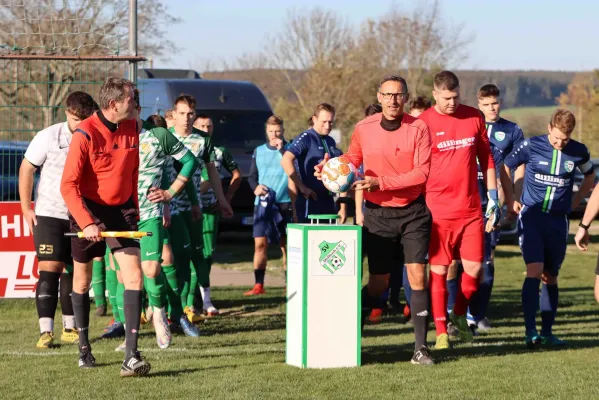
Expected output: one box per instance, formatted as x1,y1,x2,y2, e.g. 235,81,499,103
139,217,165,262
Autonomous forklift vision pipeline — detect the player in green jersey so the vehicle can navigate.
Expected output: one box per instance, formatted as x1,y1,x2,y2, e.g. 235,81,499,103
192,114,241,315
167,94,233,324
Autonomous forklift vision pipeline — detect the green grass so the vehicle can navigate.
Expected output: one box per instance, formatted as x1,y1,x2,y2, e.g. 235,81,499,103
1,238,599,399
502,106,562,118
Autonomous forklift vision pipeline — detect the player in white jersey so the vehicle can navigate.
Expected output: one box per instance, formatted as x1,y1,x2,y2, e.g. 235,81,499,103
19,91,98,348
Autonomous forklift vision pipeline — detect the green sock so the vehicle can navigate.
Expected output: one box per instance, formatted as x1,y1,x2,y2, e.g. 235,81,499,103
116,281,125,324
91,260,106,307
199,256,212,288
106,268,119,320
145,273,166,309
188,262,198,308
163,264,183,320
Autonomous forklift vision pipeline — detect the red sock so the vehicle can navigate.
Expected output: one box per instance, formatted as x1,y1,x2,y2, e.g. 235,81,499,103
429,271,448,336
453,272,479,316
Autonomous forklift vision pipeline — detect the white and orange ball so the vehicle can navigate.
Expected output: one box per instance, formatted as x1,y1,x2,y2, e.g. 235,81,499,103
321,156,356,193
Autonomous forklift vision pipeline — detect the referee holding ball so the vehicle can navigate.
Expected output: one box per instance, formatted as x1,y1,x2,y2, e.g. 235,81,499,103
315,76,434,365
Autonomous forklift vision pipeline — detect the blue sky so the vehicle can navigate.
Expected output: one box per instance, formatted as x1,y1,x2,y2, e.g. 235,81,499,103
153,0,599,71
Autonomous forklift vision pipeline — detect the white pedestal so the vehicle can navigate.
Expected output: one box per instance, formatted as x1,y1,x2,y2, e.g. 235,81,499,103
285,221,362,369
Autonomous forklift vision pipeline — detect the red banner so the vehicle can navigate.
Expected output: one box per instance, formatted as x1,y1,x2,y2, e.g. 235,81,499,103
0,202,38,297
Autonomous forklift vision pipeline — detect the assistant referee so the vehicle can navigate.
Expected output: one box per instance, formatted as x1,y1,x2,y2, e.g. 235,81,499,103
315,75,434,365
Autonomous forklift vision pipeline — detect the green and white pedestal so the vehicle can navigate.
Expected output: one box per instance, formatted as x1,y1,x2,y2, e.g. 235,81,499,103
286,215,362,369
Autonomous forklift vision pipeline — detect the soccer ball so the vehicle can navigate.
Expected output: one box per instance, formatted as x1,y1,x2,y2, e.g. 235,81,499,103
321,156,356,193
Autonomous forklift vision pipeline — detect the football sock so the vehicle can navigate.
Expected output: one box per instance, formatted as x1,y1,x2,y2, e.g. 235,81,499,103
453,272,479,316
411,289,430,350
162,265,184,320
145,273,166,309
430,271,448,336
116,282,125,324
59,272,75,329
540,283,558,337
124,290,142,357
522,277,541,333
255,269,265,285
71,291,90,347
91,259,106,307
36,271,60,333
106,268,119,321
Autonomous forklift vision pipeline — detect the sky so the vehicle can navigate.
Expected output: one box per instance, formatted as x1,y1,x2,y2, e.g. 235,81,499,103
153,0,599,72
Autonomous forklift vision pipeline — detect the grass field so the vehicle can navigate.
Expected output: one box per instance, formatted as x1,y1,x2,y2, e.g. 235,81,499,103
1,230,599,399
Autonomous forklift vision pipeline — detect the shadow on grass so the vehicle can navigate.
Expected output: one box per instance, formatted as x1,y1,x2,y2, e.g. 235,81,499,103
149,367,204,377
363,338,599,365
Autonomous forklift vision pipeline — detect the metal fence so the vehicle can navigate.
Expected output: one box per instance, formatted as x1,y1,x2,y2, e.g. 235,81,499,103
0,55,144,200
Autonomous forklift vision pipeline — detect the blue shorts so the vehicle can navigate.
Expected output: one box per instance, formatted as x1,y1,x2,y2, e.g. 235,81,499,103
518,206,569,276
253,202,292,240
295,196,336,223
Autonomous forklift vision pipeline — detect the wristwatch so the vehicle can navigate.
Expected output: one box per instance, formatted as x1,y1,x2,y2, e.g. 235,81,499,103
579,221,591,230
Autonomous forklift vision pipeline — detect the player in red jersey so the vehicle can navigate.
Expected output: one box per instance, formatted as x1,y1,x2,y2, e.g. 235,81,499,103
419,71,500,350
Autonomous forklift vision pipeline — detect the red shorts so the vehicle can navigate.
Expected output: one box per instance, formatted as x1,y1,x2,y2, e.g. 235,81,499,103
429,215,484,266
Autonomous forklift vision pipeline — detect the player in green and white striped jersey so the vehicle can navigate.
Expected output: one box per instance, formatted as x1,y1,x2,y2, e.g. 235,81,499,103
131,90,201,347
193,115,241,315
166,94,233,325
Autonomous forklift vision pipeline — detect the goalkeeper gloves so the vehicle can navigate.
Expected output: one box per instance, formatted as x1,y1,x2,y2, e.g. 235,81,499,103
485,189,502,228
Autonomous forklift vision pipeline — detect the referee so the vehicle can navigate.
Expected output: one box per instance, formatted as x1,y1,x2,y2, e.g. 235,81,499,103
315,76,434,365
61,77,149,377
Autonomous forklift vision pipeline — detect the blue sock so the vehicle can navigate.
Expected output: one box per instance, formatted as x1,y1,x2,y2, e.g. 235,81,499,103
522,277,541,333
402,266,412,306
447,278,459,314
469,261,495,322
540,283,558,337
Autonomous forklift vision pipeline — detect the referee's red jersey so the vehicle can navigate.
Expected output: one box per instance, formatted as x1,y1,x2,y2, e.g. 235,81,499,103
61,113,139,229
344,113,432,207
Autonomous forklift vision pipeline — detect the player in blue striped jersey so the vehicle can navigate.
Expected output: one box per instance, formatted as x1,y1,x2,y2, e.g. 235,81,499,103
465,85,526,332
503,109,595,348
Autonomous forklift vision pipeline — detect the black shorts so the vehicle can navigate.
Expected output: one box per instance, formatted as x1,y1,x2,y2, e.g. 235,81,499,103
363,196,432,275
32,216,72,264
69,197,139,263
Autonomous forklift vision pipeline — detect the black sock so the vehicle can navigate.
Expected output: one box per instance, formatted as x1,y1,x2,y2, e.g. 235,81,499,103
193,287,203,311
255,269,265,285
59,273,74,316
124,289,142,357
71,291,90,347
411,289,430,350
36,271,60,321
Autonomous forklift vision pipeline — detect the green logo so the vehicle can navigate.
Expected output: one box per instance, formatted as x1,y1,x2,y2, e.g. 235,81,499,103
494,131,506,142
564,160,574,173
318,240,347,274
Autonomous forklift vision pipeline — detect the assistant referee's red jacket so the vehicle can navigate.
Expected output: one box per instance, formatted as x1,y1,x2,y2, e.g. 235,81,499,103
60,112,139,229
344,113,432,207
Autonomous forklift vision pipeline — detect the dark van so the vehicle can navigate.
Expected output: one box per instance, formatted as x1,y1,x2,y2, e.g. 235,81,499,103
137,71,272,231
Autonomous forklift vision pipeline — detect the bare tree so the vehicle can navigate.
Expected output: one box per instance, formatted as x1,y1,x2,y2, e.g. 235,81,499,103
0,0,180,139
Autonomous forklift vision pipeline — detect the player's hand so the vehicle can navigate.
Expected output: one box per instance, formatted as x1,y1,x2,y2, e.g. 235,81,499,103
299,184,317,200
163,204,171,228
272,138,283,150
147,187,172,204
191,205,203,222
485,189,502,232
23,209,37,231
220,202,234,219
352,176,379,192
512,200,523,215
313,153,330,180
574,226,590,251
355,211,364,227
254,184,268,196
83,224,103,242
